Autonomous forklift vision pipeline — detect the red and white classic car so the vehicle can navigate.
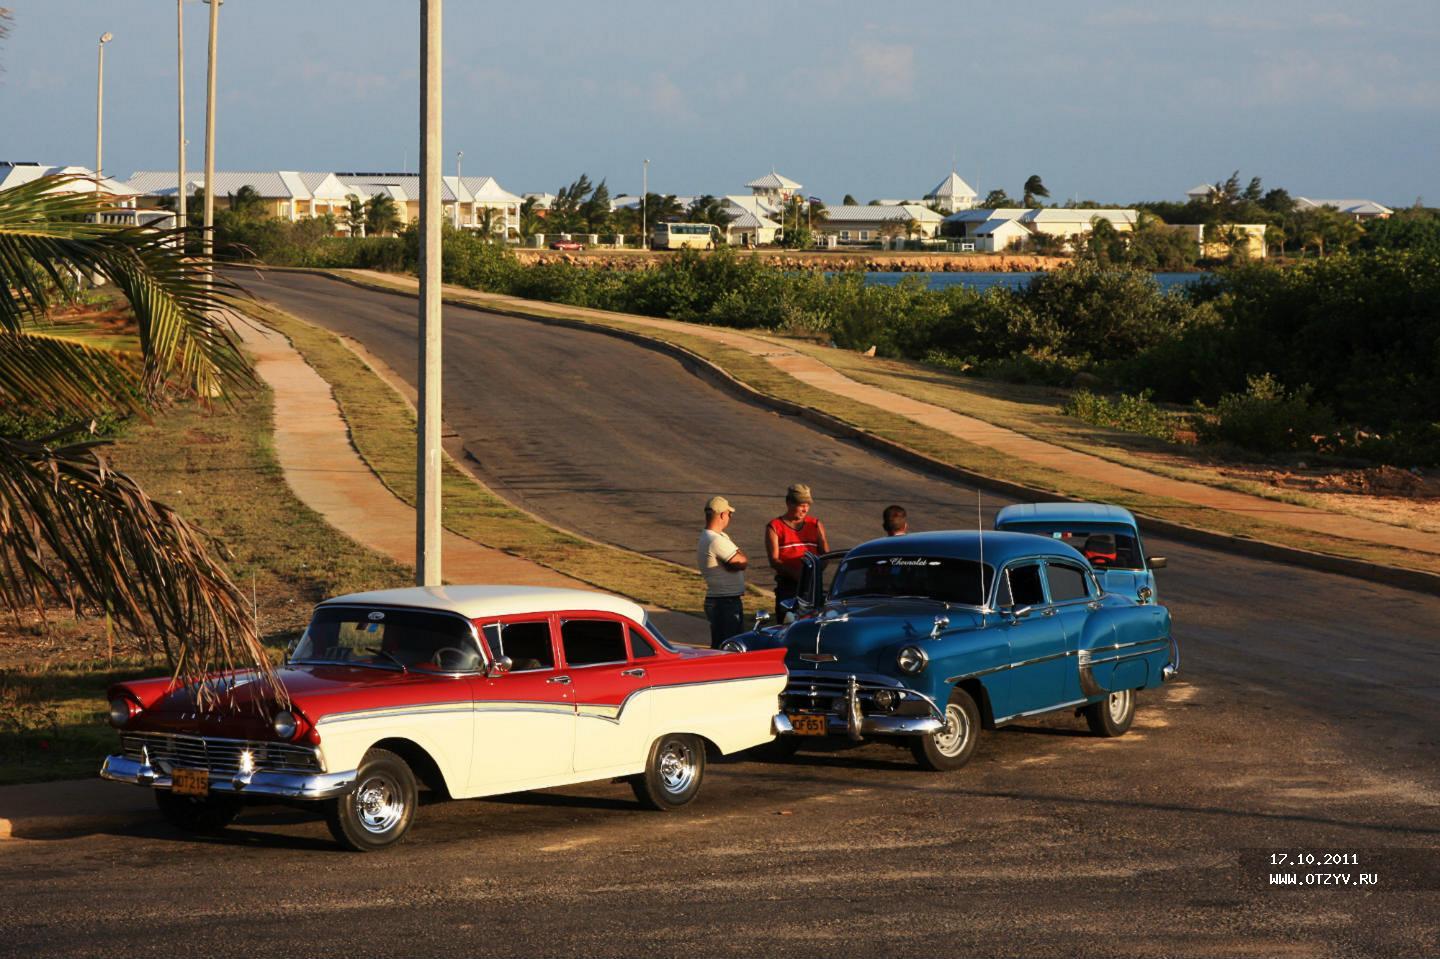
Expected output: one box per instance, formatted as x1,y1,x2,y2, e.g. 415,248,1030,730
101,586,789,850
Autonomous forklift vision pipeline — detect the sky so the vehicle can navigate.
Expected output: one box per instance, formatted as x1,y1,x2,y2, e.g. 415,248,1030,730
2,0,1437,206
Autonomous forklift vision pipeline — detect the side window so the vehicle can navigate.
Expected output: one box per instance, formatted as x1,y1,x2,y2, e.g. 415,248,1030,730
999,563,1046,608
629,626,657,659
561,619,629,667
484,620,554,672
1046,563,1092,603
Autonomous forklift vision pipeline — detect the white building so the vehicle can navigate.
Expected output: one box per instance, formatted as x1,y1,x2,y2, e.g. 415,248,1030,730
924,171,978,213
126,170,353,223
1,162,135,199
1294,197,1393,220
816,205,945,245
745,171,802,206
943,207,1138,252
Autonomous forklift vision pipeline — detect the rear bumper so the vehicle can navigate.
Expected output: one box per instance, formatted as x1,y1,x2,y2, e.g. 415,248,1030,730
100,754,356,801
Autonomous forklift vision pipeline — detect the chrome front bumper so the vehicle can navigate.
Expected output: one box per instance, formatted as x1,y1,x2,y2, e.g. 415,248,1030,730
782,674,945,742
100,754,357,801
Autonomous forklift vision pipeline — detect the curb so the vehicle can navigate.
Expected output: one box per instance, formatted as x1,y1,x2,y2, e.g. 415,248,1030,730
275,267,1440,598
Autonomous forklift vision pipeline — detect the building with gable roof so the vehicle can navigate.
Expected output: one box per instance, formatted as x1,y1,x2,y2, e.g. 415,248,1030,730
1294,196,1392,221
943,207,1139,252
745,171,802,206
815,204,945,245
125,169,352,225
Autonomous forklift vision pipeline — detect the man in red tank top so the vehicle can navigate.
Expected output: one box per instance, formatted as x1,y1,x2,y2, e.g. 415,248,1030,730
765,483,830,617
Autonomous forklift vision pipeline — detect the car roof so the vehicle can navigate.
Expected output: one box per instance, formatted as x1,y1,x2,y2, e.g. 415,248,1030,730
994,502,1138,527
318,585,647,622
844,530,1088,566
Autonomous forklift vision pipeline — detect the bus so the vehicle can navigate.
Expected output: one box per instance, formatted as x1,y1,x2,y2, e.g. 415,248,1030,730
652,222,719,250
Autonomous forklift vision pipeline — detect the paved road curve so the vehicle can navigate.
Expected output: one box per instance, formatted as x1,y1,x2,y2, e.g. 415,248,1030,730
39,267,1423,954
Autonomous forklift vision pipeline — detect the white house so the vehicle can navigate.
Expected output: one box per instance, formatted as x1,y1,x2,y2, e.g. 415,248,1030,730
943,207,1138,251
1,162,134,199
746,171,802,205
924,172,978,213
1294,197,1393,220
126,169,352,223
815,205,944,245
1185,183,1219,201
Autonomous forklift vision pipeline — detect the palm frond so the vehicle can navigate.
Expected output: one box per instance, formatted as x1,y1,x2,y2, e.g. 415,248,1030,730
0,432,279,702
0,327,144,419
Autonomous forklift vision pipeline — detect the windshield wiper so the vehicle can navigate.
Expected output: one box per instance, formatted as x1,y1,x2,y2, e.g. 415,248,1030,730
290,657,405,672
370,650,409,672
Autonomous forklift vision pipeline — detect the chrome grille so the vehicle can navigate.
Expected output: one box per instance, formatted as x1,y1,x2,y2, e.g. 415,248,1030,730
121,732,320,774
783,672,915,712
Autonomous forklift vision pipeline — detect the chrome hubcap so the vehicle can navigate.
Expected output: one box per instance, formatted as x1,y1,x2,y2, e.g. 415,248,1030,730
933,704,970,757
657,740,697,794
1108,689,1133,723
353,774,404,834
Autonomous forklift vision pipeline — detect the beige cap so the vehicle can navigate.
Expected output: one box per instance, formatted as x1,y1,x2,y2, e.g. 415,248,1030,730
786,483,813,504
705,495,735,514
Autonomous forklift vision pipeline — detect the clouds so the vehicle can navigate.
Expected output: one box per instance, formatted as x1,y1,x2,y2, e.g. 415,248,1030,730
788,37,917,103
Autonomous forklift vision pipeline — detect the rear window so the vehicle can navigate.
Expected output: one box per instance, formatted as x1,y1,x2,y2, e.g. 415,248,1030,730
295,606,481,673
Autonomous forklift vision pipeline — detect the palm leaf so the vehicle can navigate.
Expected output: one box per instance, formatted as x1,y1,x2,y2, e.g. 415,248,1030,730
0,432,279,703
0,326,144,419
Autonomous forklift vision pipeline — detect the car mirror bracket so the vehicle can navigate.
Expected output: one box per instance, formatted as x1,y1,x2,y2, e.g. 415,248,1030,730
485,655,513,679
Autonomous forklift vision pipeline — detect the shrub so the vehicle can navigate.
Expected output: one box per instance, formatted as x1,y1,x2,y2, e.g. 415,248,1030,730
1197,373,1334,454
1062,389,1175,441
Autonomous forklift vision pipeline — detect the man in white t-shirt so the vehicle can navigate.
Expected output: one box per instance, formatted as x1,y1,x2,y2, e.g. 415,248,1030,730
696,495,748,648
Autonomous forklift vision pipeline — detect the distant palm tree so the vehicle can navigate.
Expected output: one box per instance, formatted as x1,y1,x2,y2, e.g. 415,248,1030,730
343,195,367,237
365,194,401,236
0,174,271,695
228,184,266,217
685,195,730,228
1022,175,1050,207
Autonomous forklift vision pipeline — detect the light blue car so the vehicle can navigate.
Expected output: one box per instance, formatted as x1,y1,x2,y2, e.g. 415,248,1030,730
995,502,1166,604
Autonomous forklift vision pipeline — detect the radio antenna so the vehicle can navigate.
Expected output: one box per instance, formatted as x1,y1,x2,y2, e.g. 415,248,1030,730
977,490,988,615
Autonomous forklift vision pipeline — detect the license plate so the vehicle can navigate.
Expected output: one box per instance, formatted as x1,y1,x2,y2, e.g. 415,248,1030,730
789,714,827,736
171,767,209,797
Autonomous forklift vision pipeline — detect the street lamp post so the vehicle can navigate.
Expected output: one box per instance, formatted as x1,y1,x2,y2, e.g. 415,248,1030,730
641,158,649,250
202,0,221,273
416,0,443,586
176,0,186,232
95,32,113,186
455,149,463,228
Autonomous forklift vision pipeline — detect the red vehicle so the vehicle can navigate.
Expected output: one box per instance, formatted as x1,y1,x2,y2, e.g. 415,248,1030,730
549,239,584,250
101,586,789,851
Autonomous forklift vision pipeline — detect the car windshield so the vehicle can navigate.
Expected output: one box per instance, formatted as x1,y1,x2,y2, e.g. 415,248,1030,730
292,606,482,673
1004,524,1143,570
830,555,995,606
639,615,679,652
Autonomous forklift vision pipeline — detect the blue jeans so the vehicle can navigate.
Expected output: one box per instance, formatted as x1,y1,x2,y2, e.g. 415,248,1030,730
704,595,745,649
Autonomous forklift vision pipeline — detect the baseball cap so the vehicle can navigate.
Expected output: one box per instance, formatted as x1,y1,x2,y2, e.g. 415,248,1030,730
786,483,813,504
705,495,735,514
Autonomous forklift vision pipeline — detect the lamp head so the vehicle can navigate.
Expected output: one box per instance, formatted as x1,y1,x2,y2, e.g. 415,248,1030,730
99,32,114,44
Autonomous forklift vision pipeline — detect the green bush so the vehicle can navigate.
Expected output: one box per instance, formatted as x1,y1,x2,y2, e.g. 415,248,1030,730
1062,389,1175,441
1197,374,1334,454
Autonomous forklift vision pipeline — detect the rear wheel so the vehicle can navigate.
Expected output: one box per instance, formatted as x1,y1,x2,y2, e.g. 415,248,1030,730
1084,689,1136,737
911,688,980,772
630,733,706,810
325,748,417,852
154,790,243,834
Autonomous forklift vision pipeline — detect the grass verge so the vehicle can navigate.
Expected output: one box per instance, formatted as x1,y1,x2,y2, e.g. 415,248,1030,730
329,268,1439,577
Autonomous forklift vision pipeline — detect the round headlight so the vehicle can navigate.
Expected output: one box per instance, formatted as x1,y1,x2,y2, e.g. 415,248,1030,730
897,646,928,674
719,638,747,652
272,710,297,740
108,698,133,727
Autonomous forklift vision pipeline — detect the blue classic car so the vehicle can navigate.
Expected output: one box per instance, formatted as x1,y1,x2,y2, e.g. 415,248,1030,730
721,531,1178,770
995,503,1166,604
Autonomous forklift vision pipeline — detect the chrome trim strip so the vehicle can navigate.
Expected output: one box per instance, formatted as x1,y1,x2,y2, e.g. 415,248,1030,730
316,701,477,726
947,636,1169,685
101,754,357,800
991,698,1088,725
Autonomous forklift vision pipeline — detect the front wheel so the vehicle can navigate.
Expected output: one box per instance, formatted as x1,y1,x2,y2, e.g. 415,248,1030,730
154,790,243,834
1084,689,1136,737
630,733,706,810
325,748,417,852
911,688,981,771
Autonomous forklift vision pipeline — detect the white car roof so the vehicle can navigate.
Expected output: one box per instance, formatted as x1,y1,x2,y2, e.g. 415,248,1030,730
319,585,647,623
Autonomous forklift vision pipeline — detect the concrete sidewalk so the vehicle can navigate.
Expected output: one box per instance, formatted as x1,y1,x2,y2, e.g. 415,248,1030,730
343,269,1437,561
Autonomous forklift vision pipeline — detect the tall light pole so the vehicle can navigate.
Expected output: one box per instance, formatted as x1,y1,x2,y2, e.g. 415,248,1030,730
176,0,186,231
202,0,221,271
95,32,113,186
416,0,443,586
641,158,649,250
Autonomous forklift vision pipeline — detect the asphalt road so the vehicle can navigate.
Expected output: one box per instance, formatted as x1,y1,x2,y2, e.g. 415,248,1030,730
6,269,1429,956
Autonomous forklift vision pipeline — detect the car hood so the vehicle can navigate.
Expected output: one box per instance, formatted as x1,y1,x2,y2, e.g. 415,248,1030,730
783,599,982,673
1097,568,1148,599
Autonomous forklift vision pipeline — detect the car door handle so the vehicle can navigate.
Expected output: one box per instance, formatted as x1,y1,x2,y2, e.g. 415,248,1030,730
547,675,571,685
1042,608,1058,616
621,668,646,678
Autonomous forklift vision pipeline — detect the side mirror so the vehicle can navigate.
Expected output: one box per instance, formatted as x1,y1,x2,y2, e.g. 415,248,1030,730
1007,605,1033,623
1148,556,1167,570
485,655,513,679
753,610,773,630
